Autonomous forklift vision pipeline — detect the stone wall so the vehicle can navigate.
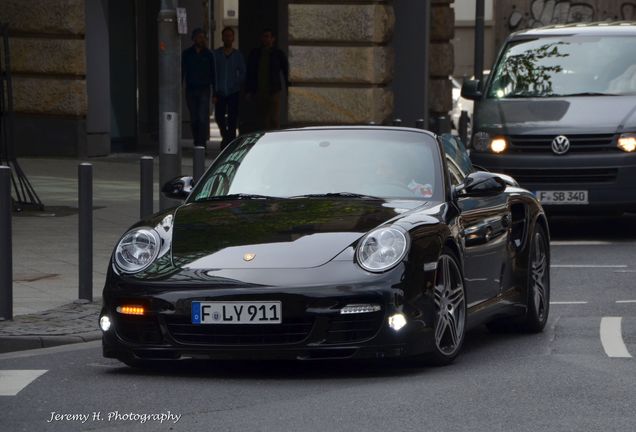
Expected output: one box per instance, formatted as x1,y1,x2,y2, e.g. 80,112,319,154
430,0,454,115
0,0,87,117
287,0,455,126
287,1,395,125
0,0,87,155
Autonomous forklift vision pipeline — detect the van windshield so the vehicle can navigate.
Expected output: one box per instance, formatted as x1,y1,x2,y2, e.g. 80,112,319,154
487,36,636,98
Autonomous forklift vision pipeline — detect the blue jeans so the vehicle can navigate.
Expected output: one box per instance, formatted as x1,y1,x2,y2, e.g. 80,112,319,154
215,92,240,149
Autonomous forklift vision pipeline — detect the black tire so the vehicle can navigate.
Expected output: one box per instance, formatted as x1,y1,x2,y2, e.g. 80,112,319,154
486,223,550,333
423,248,467,366
520,223,550,333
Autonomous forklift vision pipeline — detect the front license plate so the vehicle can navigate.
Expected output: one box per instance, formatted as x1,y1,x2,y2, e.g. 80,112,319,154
191,301,282,324
535,190,588,205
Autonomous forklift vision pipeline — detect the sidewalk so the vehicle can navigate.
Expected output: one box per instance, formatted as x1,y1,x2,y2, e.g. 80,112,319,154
0,140,222,353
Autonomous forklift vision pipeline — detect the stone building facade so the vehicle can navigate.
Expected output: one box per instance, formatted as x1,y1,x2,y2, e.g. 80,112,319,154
1,0,455,157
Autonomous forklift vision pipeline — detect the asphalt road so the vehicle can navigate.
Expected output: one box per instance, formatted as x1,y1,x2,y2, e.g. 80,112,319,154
1,215,635,432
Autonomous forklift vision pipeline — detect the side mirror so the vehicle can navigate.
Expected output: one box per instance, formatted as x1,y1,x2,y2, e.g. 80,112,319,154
461,79,482,100
454,171,506,198
162,176,194,200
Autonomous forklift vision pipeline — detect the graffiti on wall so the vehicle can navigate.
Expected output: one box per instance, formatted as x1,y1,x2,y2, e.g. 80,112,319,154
508,1,636,30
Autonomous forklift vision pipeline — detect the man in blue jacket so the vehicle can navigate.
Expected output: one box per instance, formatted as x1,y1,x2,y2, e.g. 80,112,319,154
182,28,215,147
213,27,246,149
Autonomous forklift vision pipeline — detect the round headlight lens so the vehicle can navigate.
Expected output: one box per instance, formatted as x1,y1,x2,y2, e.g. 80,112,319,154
357,227,408,272
114,228,161,273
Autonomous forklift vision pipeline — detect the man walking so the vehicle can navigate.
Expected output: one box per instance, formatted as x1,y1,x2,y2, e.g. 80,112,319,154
214,27,246,149
246,28,289,131
182,28,215,147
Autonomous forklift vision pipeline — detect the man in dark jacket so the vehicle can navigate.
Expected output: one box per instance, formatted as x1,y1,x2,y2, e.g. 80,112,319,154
246,28,289,131
214,27,246,149
182,28,215,147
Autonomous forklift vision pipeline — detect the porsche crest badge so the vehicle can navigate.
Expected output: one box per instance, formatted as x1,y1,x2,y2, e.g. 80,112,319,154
243,253,255,262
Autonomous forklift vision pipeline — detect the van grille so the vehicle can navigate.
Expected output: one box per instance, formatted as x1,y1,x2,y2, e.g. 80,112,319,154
501,168,618,184
508,134,616,153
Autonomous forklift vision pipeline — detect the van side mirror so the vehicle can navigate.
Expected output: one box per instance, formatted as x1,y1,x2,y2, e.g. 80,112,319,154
461,79,482,100
162,176,194,200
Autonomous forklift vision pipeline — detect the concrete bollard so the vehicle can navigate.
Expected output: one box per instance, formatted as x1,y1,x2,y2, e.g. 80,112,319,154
0,166,12,320
140,156,153,219
78,163,93,302
193,146,205,184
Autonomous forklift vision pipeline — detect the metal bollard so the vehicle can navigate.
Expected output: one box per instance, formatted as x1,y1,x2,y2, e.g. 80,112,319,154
140,156,154,219
193,146,205,184
0,166,12,320
78,163,93,302
392,118,402,126
437,116,452,134
415,119,425,129
368,121,377,126
459,111,469,145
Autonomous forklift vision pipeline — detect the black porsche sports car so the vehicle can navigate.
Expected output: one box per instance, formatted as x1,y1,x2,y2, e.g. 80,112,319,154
100,127,550,367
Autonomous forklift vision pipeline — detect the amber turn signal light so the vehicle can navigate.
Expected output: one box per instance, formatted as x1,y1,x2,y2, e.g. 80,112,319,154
116,305,145,315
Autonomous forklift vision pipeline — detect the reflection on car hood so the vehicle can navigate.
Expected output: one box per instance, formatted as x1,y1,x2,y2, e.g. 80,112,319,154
477,96,636,135
171,198,430,269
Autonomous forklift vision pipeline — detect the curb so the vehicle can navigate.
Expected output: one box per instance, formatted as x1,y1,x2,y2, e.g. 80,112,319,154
0,331,101,354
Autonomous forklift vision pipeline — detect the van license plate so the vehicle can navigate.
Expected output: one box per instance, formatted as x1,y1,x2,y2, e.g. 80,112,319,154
535,191,588,205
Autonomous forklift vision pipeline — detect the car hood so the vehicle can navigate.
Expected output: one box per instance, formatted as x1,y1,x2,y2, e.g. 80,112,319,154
476,96,636,135
170,198,431,269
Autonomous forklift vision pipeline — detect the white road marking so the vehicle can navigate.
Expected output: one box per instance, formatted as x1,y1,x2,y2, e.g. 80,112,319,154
550,301,588,305
614,270,636,273
600,317,632,358
616,300,636,304
551,240,613,246
551,264,628,268
0,370,48,396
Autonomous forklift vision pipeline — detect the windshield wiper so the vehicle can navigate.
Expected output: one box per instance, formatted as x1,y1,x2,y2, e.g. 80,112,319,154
195,193,278,202
289,192,382,200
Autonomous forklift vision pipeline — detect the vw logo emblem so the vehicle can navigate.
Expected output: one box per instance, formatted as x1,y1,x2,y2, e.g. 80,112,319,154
551,135,570,155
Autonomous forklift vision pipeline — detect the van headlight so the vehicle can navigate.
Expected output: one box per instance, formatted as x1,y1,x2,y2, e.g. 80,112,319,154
617,134,636,152
472,132,508,153
114,228,161,273
356,227,408,273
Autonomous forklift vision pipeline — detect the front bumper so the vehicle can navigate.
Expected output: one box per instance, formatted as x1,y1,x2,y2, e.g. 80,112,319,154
471,151,636,212
101,268,435,362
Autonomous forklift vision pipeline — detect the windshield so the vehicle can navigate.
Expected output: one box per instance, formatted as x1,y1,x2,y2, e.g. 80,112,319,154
189,129,443,202
488,36,636,98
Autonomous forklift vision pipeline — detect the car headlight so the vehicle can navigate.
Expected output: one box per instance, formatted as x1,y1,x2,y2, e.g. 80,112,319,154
472,132,508,153
114,228,161,273
617,133,636,152
356,227,408,273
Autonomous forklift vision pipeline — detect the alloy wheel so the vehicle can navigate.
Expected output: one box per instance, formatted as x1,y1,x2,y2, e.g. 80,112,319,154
433,254,466,356
530,231,548,321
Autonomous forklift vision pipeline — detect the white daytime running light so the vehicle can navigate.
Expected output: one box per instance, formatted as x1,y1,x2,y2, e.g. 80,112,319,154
99,315,111,332
340,304,382,315
114,228,161,273
388,313,407,331
357,227,408,272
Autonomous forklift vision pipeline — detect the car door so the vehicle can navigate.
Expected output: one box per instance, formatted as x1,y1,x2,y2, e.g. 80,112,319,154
442,134,510,307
